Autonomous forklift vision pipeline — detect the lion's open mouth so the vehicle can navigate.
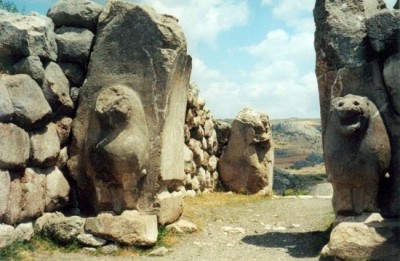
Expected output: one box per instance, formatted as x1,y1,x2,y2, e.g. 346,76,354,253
338,115,361,135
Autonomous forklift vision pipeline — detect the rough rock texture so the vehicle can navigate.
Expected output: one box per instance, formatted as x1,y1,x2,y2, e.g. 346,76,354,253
219,108,274,194
47,0,103,31
30,123,61,167
322,213,400,261
0,123,30,170
1,74,52,129
0,224,15,249
55,27,94,65
42,215,85,244
68,1,191,215
314,0,400,218
45,167,70,212
0,11,57,71
12,56,45,85
156,191,184,225
59,63,86,87
84,211,158,246
14,222,34,242
324,95,391,215
77,233,106,247
183,84,219,194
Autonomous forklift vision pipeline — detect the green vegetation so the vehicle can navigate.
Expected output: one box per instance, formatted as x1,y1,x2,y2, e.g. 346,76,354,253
0,0,19,13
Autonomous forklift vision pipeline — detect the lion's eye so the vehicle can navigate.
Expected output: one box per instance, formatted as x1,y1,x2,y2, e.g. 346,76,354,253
353,101,360,106
338,102,344,107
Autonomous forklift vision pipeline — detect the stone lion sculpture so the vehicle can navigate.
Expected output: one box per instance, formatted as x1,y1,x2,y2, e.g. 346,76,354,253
324,94,391,215
86,85,150,214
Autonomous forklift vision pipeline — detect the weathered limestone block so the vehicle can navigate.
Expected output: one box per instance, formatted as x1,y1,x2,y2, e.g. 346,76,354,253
30,123,60,167
68,1,191,214
0,11,57,70
204,119,214,138
14,222,34,242
45,167,70,212
183,144,196,174
34,212,64,233
0,224,15,249
1,74,52,129
322,213,400,261
19,168,46,223
0,123,30,170
3,172,22,225
13,56,45,85
42,215,85,244
219,108,274,194
324,95,391,215
156,191,184,225
84,211,158,246
59,63,86,87
43,62,74,114
77,233,106,247
55,27,95,65
47,0,103,31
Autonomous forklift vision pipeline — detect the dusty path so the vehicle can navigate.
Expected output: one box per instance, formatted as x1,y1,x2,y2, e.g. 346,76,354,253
34,195,334,261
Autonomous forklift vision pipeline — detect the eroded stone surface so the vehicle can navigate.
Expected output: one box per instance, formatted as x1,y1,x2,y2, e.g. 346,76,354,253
0,123,30,170
219,108,274,194
30,123,60,168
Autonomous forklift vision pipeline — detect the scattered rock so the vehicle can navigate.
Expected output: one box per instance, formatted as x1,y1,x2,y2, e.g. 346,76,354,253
0,224,15,249
42,215,85,244
85,211,158,246
166,219,198,234
221,226,245,234
77,233,106,247
100,244,118,254
149,246,169,256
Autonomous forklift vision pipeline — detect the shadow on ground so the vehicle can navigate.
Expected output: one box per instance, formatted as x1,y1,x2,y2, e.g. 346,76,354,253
242,229,331,259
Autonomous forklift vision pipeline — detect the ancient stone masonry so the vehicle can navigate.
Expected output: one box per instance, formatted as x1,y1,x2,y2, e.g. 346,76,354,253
219,108,274,195
315,0,400,259
183,84,220,194
0,11,73,225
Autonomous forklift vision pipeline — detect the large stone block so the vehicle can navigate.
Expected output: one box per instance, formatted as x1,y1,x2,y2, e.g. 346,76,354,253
55,27,94,65
47,0,103,31
45,167,70,212
1,74,52,129
13,56,45,85
68,1,191,214
84,211,158,246
219,108,274,194
0,123,30,170
0,11,57,70
30,123,60,167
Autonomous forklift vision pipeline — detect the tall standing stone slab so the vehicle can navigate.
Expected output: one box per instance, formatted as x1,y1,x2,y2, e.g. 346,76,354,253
68,1,191,214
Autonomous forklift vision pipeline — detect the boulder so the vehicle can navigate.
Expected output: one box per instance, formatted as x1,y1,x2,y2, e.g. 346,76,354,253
30,123,60,167
322,214,400,261
34,212,64,233
13,56,45,85
14,222,34,242
47,0,103,31
77,233,106,247
59,63,86,87
0,224,15,249
0,82,14,122
204,119,214,137
1,74,52,129
68,1,191,214
84,211,158,246
3,172,22,225
219,108,274,194
45,167,70,212
166,219,198,234
0,11,57,70
55,27,94,65
156,191,184,225
19,168,46,222
0,123,30,170
42,215,85,244
383,52,400,114
43,62,74,114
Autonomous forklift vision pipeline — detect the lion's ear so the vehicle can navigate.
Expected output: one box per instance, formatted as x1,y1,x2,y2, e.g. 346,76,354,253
361,96,369,106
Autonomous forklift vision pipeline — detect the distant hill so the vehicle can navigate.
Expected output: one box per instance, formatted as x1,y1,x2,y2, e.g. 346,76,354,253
271,118,322,168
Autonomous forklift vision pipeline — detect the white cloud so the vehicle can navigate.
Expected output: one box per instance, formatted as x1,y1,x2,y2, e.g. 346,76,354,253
135,0,249,49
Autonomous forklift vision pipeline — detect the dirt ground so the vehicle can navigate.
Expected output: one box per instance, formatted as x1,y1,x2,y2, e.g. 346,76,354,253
32,195,334,261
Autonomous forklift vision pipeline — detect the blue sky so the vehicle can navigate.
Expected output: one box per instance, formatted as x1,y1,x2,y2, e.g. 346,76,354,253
10,0,399,119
